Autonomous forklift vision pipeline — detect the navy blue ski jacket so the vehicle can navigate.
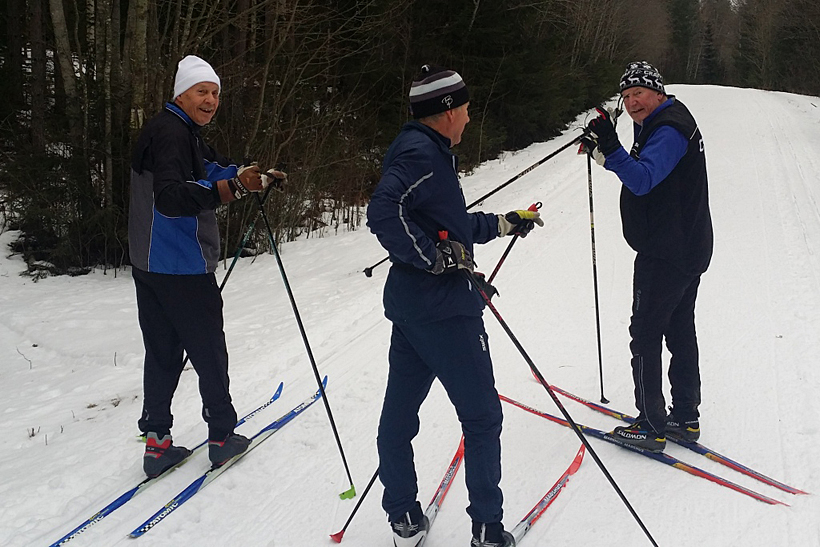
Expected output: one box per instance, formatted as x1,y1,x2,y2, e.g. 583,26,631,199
367,121,499,324
129,103,239,275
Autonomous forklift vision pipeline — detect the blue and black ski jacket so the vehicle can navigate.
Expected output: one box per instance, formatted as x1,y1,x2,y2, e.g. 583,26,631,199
367,121,499,324
604,97,713,275
129,103,238,275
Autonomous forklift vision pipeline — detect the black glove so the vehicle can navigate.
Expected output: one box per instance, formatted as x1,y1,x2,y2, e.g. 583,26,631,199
473,271,498,300
497,209,544,238
586,107,620,156
578,135,606,166
430,239,474,275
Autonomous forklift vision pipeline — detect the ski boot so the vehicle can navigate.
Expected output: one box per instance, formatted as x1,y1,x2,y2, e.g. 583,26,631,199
143,432,192,478
208,433,251,467
391,502,429,547
471,522,515,547
611,420,666,453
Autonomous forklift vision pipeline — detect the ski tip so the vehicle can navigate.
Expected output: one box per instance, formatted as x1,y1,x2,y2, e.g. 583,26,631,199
329,530,345,543
322,375,329,389
569,444,586,473
339,485,356,500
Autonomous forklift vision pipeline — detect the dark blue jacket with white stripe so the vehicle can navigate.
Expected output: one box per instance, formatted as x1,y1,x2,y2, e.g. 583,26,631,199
367,121,499,324
129,103,239,275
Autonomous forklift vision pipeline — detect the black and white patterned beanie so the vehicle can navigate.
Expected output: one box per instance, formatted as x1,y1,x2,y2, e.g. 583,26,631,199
409,65,469,119
619,61,665,94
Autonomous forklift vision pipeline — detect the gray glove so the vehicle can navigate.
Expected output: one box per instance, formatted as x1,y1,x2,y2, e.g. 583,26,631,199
430,239,474,275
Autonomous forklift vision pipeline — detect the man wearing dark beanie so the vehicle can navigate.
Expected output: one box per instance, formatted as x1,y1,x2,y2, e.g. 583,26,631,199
367,65,538,547
581,61,713,453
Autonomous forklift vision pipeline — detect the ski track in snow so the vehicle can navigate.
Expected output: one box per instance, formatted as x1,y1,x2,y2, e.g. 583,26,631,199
1,85,819,547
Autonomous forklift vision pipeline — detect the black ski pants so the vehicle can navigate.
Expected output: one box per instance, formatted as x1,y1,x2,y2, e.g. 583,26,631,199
377,316,504,525
628,254,703,434
133,267,237,441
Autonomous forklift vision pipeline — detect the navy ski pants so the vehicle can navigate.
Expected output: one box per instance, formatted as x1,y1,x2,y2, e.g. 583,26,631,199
133,267,238,441
629,254,703,433
377,315,504,525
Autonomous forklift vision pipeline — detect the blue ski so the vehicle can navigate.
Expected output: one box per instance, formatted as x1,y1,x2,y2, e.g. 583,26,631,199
129,377,326,538
48,382,283,547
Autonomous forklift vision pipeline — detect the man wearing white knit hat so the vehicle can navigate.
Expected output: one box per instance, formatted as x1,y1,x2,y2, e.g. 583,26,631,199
129,55,285,478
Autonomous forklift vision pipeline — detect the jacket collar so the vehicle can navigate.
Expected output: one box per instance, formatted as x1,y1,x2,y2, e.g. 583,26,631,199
165,102,200,133
634,96,676,137
403,120,453,152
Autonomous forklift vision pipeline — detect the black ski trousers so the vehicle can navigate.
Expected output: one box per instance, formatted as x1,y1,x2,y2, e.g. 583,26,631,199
377,316,504,525
628,254,703,434
133,267,237,441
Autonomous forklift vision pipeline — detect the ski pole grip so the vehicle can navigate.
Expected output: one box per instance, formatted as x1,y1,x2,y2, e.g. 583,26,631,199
528,202,542,212
438,230,449,241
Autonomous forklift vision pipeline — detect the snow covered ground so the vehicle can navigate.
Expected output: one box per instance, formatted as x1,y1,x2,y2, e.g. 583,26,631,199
2,84,819,547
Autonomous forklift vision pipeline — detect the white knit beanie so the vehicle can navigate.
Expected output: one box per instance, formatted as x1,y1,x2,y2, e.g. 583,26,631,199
172,55,221,99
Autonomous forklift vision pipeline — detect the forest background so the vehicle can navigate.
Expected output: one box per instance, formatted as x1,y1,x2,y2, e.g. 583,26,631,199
0,0,818,275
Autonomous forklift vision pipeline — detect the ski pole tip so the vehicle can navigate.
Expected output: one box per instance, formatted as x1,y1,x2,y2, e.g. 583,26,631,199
339,485,356,500
363,267,373,277
329,530,345,543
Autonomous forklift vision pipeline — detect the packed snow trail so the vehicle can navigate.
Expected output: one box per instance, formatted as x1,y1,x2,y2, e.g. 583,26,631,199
0,85,818,546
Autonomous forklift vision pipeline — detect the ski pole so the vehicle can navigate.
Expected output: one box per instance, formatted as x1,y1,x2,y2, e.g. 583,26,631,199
585,153,609,404
253,193,357,500
179,183,278,368
330,468,379,542
465,133,584,209
448,248,657,546
363,131,587,277
487,202,541,284
219,182,278,291
363,257,388,278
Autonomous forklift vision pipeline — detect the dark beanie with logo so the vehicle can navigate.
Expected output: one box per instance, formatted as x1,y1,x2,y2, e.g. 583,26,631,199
408,65,469,119
619,61,665,94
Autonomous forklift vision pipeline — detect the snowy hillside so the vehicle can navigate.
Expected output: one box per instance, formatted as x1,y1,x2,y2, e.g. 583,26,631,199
1,85,819,547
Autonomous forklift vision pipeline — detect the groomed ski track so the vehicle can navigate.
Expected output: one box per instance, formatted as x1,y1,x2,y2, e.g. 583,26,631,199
1,85,818,546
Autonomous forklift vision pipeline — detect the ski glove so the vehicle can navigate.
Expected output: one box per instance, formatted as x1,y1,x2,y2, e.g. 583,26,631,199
586,107,621,157
579,136,607,166
430,239,474,275
497,209,544,237
233,164,264,194
262,169,288,191
473,271,498,300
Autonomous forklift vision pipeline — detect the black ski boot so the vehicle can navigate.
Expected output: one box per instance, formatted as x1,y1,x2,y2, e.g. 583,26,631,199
666,413,700,442
208,433,251,467
143,432,192,478
390,502,429,547
471,522,516,547
611,420,666,453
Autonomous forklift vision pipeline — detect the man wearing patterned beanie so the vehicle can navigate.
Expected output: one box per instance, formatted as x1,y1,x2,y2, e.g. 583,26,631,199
581,61,713,453
367,65,540,547
129,55,285,478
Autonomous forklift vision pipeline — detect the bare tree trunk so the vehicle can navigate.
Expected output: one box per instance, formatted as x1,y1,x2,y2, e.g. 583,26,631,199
30,0,47,152
6,0,25,115
99,0,113,207
127,0,149,128
468,0,480,33
49,0,83,141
